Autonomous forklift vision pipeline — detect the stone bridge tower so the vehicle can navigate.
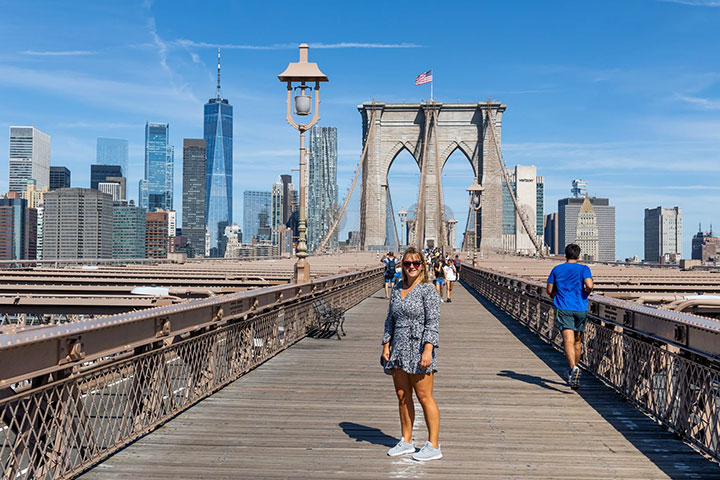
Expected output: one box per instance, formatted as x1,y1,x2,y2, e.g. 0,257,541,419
358,101,506,252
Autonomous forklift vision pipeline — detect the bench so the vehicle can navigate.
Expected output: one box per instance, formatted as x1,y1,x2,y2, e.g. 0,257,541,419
311,299,346,340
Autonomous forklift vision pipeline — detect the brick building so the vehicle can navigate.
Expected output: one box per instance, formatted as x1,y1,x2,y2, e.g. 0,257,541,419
146,211,169,259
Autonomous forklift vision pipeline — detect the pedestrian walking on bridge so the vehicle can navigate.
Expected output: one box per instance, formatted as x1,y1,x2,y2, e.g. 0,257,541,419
546,243,594,390
381,247,442,461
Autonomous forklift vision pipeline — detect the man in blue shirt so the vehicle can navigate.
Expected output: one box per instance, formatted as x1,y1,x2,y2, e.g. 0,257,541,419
546,243,594,390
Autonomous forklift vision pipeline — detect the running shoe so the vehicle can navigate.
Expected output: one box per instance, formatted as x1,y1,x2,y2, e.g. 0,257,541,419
570,365,581,390
387,439,415,457
412,441,443,461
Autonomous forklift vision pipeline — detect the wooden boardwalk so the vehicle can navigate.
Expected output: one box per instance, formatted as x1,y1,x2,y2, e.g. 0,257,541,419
82,284,720,479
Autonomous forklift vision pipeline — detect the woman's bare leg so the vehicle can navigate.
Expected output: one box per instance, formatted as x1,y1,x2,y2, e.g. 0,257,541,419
392,369,415,442
411,372,439,448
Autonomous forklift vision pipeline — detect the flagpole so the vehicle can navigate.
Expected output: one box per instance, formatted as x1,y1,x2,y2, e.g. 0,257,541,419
431,77,433,101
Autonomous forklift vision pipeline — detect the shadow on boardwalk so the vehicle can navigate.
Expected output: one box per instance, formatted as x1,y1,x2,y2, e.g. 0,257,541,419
339,422,398,447
462,281,720,479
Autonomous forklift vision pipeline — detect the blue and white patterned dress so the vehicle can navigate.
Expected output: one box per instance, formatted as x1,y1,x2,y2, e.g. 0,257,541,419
382,282,441,375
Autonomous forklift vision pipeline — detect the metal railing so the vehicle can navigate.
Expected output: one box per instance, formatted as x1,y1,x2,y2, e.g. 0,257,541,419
461,265,720,463
0,266,383,479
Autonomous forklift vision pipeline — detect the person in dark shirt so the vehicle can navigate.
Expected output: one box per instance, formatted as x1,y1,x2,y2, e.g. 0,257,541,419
381,252,397,299
546,244,594,390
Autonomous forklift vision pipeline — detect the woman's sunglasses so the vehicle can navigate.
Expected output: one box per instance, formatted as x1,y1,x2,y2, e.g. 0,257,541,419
403,261,423,268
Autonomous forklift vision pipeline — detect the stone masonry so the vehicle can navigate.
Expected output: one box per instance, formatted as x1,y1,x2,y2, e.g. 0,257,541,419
358,101,506,252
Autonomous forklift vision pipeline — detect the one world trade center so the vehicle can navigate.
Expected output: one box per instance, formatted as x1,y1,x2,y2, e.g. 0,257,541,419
204,49,233,257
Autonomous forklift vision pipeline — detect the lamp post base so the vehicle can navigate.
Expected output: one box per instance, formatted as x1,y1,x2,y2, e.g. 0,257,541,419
293,257,311,283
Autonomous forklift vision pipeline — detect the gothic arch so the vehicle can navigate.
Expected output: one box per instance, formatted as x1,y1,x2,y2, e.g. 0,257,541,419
358,101,506,252
439,141,476,176
383,142,420,185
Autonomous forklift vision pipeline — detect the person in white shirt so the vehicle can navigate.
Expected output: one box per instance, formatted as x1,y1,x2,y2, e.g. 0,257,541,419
442,262,457,303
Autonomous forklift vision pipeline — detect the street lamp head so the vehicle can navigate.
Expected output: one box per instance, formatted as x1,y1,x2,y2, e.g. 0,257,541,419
294,86,312,115
278,44,328,83
466,182,484,211
279,43,329,128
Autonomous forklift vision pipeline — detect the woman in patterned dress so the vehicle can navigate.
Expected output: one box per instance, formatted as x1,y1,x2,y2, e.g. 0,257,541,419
381,247,442,461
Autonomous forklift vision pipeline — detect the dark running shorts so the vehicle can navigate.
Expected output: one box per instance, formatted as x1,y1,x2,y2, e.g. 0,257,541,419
385,273,395,283
556,309,587,332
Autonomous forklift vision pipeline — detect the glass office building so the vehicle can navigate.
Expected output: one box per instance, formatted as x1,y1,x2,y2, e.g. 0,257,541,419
112,202,147,259
182,139,207,257
97,138,128,177
203,50,233,257
243,191,271,243
142,122,174,212
307,126,338,252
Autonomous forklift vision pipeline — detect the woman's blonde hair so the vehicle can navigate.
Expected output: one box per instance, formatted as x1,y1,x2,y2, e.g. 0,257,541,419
400,247,429,285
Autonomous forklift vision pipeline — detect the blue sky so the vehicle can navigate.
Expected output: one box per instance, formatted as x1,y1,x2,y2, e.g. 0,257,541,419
1,0,719,259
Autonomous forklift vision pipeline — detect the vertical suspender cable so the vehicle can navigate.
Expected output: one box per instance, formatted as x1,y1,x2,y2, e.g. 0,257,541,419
485,100,544,256
317,105,378,253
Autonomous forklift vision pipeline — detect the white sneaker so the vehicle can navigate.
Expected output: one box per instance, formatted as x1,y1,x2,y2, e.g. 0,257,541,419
387,439,415,456
412,441,442,461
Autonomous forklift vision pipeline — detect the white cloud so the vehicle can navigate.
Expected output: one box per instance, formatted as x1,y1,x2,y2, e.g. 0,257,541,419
0,64,202,122
173,40,421,50
658,0,720,5
676,94,720,110
22,50,96,56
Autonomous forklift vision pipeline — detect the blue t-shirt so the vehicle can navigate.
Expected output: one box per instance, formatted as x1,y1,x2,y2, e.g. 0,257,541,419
547,262,593,311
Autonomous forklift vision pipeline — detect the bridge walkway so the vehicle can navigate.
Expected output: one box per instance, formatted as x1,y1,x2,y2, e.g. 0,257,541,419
81,283,720,479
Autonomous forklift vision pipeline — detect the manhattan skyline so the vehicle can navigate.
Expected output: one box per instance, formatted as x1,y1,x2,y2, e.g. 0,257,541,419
1,0,720,259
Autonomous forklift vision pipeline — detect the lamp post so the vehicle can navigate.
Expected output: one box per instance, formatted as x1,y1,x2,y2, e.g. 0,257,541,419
398,206,408,248
466,182,484,267
278,44,328,283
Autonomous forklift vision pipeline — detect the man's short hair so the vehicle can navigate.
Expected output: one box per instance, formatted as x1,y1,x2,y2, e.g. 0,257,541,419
388,251,394,257
565,244,581,260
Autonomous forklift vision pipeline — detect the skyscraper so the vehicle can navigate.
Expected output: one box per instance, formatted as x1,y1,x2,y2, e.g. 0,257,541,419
243,191,271,242
49,166,71,189
644,206,682,263
146,211,169,259
501,165,544,255
98,182,122,201
204,50,233,257
96,138,128,176
113,201,146,259
280,174,293,224
575,195,599,261
544,213,559,255
43,188,113,259
558,194,615,262
182,139,206,257
271,180,283,245
9,126,50,192
692,226,719,261
0,197,37,260
571,179,587,198
307,126,338,252
90,164,123,190
142,122,174,212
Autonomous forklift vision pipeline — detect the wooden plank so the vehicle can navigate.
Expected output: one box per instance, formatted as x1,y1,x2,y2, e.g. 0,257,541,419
80,284,720,479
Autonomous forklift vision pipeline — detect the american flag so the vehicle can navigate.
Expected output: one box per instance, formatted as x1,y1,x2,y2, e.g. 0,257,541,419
415,70,432,85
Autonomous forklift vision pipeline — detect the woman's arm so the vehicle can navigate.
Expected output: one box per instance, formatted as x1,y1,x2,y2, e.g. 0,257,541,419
382,291,395,346
421,285,440,349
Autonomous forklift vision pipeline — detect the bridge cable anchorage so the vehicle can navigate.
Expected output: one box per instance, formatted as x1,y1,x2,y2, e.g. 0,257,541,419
316,104,378,254
485,99,544,256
